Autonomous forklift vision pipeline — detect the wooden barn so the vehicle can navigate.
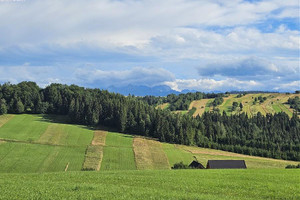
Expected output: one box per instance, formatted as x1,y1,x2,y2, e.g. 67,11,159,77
206,160,247,169
189,160,205,169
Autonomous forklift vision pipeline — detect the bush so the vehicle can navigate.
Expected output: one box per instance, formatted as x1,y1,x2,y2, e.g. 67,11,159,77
285,164,300,169
172,162,189,169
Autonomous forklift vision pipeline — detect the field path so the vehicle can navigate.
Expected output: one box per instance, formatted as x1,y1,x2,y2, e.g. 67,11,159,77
133,137,170,170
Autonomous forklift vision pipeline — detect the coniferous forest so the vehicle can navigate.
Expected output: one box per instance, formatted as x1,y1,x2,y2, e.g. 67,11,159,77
0,81,299,161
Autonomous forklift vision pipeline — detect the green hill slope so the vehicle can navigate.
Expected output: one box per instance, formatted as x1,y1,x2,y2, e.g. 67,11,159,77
0,114,298,173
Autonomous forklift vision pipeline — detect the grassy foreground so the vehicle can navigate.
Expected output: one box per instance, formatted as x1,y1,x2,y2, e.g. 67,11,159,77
0,169,299,200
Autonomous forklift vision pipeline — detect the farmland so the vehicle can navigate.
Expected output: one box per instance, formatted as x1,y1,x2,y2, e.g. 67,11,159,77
0,113,299,199
164,93,299,117
0,114,298,173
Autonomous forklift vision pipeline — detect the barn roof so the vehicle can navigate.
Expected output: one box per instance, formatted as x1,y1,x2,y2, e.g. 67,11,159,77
206,160,247,169
189,160,205,169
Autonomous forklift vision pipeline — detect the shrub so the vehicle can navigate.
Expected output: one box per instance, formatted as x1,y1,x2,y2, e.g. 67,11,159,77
172,162,189,169
285,164,300,169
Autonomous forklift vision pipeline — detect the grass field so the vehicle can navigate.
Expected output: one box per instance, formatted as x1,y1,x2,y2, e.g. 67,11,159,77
156,102,170,110
0,114,49,141
101,132,136,170
0,114,93,173
0,142,86,173
0,113,298,175
133,137,170,170
163,143,299,169
0,113,299,199
0,169,299,200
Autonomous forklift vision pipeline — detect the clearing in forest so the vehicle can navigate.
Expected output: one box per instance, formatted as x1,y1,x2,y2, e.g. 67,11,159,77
189,99,211,117
133,137,170,170
156,103,170,110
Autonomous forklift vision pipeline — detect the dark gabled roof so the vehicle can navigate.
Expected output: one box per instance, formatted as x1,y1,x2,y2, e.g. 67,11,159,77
189,160,205,169
206,160,247,169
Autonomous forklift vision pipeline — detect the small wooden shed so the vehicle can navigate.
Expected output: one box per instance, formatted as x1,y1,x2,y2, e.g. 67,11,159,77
189,160,205,169
206,160,247,169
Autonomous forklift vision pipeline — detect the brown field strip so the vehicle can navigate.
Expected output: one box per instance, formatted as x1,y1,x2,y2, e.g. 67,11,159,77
92,130,107,146
82,130,107,171
189,99,210,117
82,145,103,171
133,137,170,170
37,124,65,145
0,115,14,128
156,103,169,110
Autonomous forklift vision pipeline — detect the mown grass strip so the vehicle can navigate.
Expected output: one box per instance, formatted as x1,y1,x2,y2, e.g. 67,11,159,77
101,132,136,170
0,142,86,173
0,114,14,128
101,146,136,170
133,137,170,170
162,143,194,166
37,123,93,146
0,114,49,142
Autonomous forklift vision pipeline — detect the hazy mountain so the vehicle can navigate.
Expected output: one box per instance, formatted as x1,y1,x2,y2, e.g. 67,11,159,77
107,85,182,96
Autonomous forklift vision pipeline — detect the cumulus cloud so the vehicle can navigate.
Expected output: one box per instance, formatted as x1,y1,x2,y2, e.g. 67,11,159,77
0,0,299,92
75,67,175,88
198,57,280,78
165,78,261,92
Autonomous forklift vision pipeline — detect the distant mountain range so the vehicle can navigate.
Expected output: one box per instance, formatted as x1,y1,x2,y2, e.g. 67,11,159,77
107,85,197,96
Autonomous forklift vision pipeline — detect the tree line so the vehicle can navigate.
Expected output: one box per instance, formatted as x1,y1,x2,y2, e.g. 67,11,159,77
0,81,299,161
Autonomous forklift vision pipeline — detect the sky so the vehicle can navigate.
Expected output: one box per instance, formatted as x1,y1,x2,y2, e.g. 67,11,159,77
0,0,299,92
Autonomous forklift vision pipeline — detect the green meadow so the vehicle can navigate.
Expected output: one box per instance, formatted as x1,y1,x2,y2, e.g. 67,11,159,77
0,169,299,200
101,132,136,170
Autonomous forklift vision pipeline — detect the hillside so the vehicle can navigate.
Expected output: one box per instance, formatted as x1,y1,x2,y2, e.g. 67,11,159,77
0,114,298,173
158,93,299,117
1,82,299,162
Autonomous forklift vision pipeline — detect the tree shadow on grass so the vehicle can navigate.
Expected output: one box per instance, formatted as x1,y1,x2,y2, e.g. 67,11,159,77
36,114,94,131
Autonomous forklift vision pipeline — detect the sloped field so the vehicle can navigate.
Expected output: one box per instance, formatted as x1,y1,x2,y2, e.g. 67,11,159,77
0,114,297,173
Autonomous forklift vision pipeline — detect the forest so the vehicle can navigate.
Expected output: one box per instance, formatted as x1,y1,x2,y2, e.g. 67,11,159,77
0,81,299,161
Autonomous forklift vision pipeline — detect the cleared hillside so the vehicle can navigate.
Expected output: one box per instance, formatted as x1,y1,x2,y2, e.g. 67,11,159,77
164,93,299,117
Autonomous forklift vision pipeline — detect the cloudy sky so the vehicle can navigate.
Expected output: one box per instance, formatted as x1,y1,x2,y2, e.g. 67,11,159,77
0,0,299,92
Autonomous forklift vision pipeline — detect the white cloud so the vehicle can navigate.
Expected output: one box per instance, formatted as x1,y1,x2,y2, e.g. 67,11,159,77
165,78,261,92
0,0,298,48
75,67,175,87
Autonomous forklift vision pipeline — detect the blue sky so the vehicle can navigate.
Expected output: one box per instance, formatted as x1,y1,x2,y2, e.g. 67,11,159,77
0,0,299,92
